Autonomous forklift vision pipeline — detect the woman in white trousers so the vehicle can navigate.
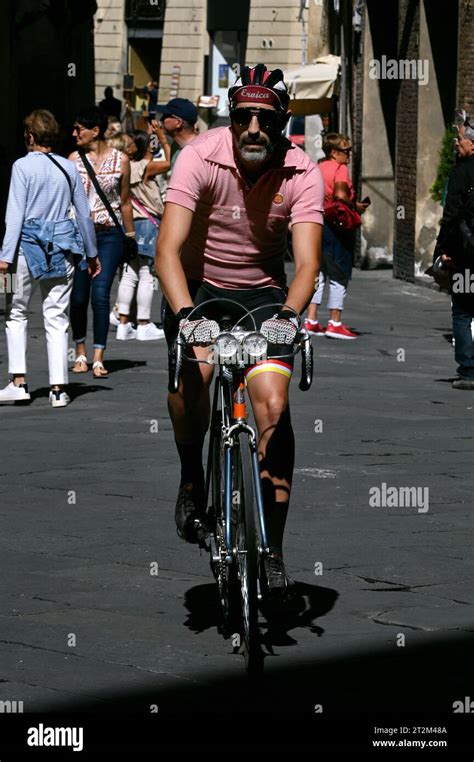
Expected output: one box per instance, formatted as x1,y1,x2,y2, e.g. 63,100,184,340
0,110,100,407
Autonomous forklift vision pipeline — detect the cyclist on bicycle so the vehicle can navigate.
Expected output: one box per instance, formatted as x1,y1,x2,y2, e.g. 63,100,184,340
156,64,324,593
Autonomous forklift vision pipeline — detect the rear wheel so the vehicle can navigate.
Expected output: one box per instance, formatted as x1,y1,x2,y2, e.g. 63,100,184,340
235,431,263,675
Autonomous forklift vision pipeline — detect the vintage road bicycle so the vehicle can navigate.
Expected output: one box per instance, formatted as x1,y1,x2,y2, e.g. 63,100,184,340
169,299,313,675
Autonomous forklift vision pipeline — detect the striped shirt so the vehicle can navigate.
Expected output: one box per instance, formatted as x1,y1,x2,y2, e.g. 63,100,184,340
74,149,123,226
0,151,97,264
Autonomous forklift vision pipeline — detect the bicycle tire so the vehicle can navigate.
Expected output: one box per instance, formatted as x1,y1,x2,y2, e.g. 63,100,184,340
236,431,263,675
210,412,239,637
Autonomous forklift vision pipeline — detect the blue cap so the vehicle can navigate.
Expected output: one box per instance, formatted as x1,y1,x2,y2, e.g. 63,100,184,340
156,98,198,124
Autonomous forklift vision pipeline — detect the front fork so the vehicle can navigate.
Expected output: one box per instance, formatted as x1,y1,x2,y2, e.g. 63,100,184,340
223,425,269,560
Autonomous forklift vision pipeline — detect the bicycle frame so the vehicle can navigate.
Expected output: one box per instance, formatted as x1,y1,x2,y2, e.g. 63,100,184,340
205,364,269,561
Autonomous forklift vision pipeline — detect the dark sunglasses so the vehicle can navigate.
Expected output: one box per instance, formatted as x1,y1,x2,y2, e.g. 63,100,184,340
336,146,352,154
230,108,283,131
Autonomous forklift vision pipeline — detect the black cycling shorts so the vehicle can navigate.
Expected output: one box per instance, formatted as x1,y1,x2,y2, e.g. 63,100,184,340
162,280,295,381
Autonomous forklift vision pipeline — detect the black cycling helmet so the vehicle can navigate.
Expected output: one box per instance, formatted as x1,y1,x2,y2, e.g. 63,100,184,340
228,64,290,113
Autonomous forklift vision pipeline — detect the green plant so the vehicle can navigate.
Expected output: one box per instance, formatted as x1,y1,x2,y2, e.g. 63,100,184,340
430,126,456,204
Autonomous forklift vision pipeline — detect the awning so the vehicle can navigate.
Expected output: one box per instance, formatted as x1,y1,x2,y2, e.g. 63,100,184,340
285,55,340,115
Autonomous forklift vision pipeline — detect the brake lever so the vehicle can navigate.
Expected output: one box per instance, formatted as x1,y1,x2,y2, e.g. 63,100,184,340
298,330,313,391
169,335,184,393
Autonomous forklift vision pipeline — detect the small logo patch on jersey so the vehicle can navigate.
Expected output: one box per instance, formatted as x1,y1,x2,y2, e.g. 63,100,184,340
273,193,284,205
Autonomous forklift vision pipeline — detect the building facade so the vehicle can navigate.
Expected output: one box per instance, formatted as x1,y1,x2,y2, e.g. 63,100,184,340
358,0,472,281
95,0,165,109
91,0,474,282
94,0,128,103
158,0,208,105
158,0,309,113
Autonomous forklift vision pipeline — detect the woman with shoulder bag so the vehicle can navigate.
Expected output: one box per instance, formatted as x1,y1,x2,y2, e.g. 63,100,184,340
305,133,369,340
69,106,135,378
115,127,170,340
0,110,100,407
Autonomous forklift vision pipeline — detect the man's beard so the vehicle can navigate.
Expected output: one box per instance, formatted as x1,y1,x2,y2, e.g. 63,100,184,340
238,137,274,163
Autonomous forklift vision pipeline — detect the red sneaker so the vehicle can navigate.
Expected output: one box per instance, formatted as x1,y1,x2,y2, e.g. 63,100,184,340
325,322,358,340
304,320,326,336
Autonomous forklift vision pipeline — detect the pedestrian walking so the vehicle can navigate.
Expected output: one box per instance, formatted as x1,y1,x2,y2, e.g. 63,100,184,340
115,127,170,341
305,132,369,339
69,106,135,378
0,109,100,407
143,81,158,116
433,111,474,389
157,98,198,171
99,87,122,121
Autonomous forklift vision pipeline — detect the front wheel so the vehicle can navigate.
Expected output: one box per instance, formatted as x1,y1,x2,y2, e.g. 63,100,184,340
236,431,263,676
209,412,239,637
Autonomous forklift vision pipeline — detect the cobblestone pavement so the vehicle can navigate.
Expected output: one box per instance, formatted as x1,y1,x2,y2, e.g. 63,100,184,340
0,269,472,717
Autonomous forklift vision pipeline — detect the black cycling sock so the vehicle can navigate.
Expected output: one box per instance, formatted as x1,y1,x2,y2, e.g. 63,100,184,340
176,438,205,496
263,500,289,555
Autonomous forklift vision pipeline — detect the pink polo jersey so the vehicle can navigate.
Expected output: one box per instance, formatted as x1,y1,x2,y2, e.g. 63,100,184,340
165,126,324,289
319,158,354,204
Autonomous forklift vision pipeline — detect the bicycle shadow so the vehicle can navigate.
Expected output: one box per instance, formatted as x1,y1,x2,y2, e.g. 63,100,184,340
260,581,338,650
183,584,222,634
183,581,338,649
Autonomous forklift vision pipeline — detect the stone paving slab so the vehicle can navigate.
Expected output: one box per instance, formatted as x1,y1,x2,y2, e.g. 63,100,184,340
0,269,473,715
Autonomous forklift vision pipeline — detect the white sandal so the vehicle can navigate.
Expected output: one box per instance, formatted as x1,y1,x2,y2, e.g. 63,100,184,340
72,355,88,373
92,361,108,378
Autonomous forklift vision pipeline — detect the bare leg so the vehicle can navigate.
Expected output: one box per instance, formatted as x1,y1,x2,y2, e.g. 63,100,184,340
247,372,294,554
168,345,213,443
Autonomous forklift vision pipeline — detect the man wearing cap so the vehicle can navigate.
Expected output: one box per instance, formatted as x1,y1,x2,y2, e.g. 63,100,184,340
156,65,324,594
157,98,198,170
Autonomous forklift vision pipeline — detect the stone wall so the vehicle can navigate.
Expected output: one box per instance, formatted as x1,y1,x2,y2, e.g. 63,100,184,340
457,0,474,113
94,0,128,103
359,0,397,270
393,0,419,282
158,0,207,103
414,1,447,277
246,0,308,70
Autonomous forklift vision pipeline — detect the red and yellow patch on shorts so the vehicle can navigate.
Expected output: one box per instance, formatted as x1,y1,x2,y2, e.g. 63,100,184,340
244,359,293,384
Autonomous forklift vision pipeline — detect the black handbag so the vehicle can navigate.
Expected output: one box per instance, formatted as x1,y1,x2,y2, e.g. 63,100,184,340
79,151,138,264
427,256,451,291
